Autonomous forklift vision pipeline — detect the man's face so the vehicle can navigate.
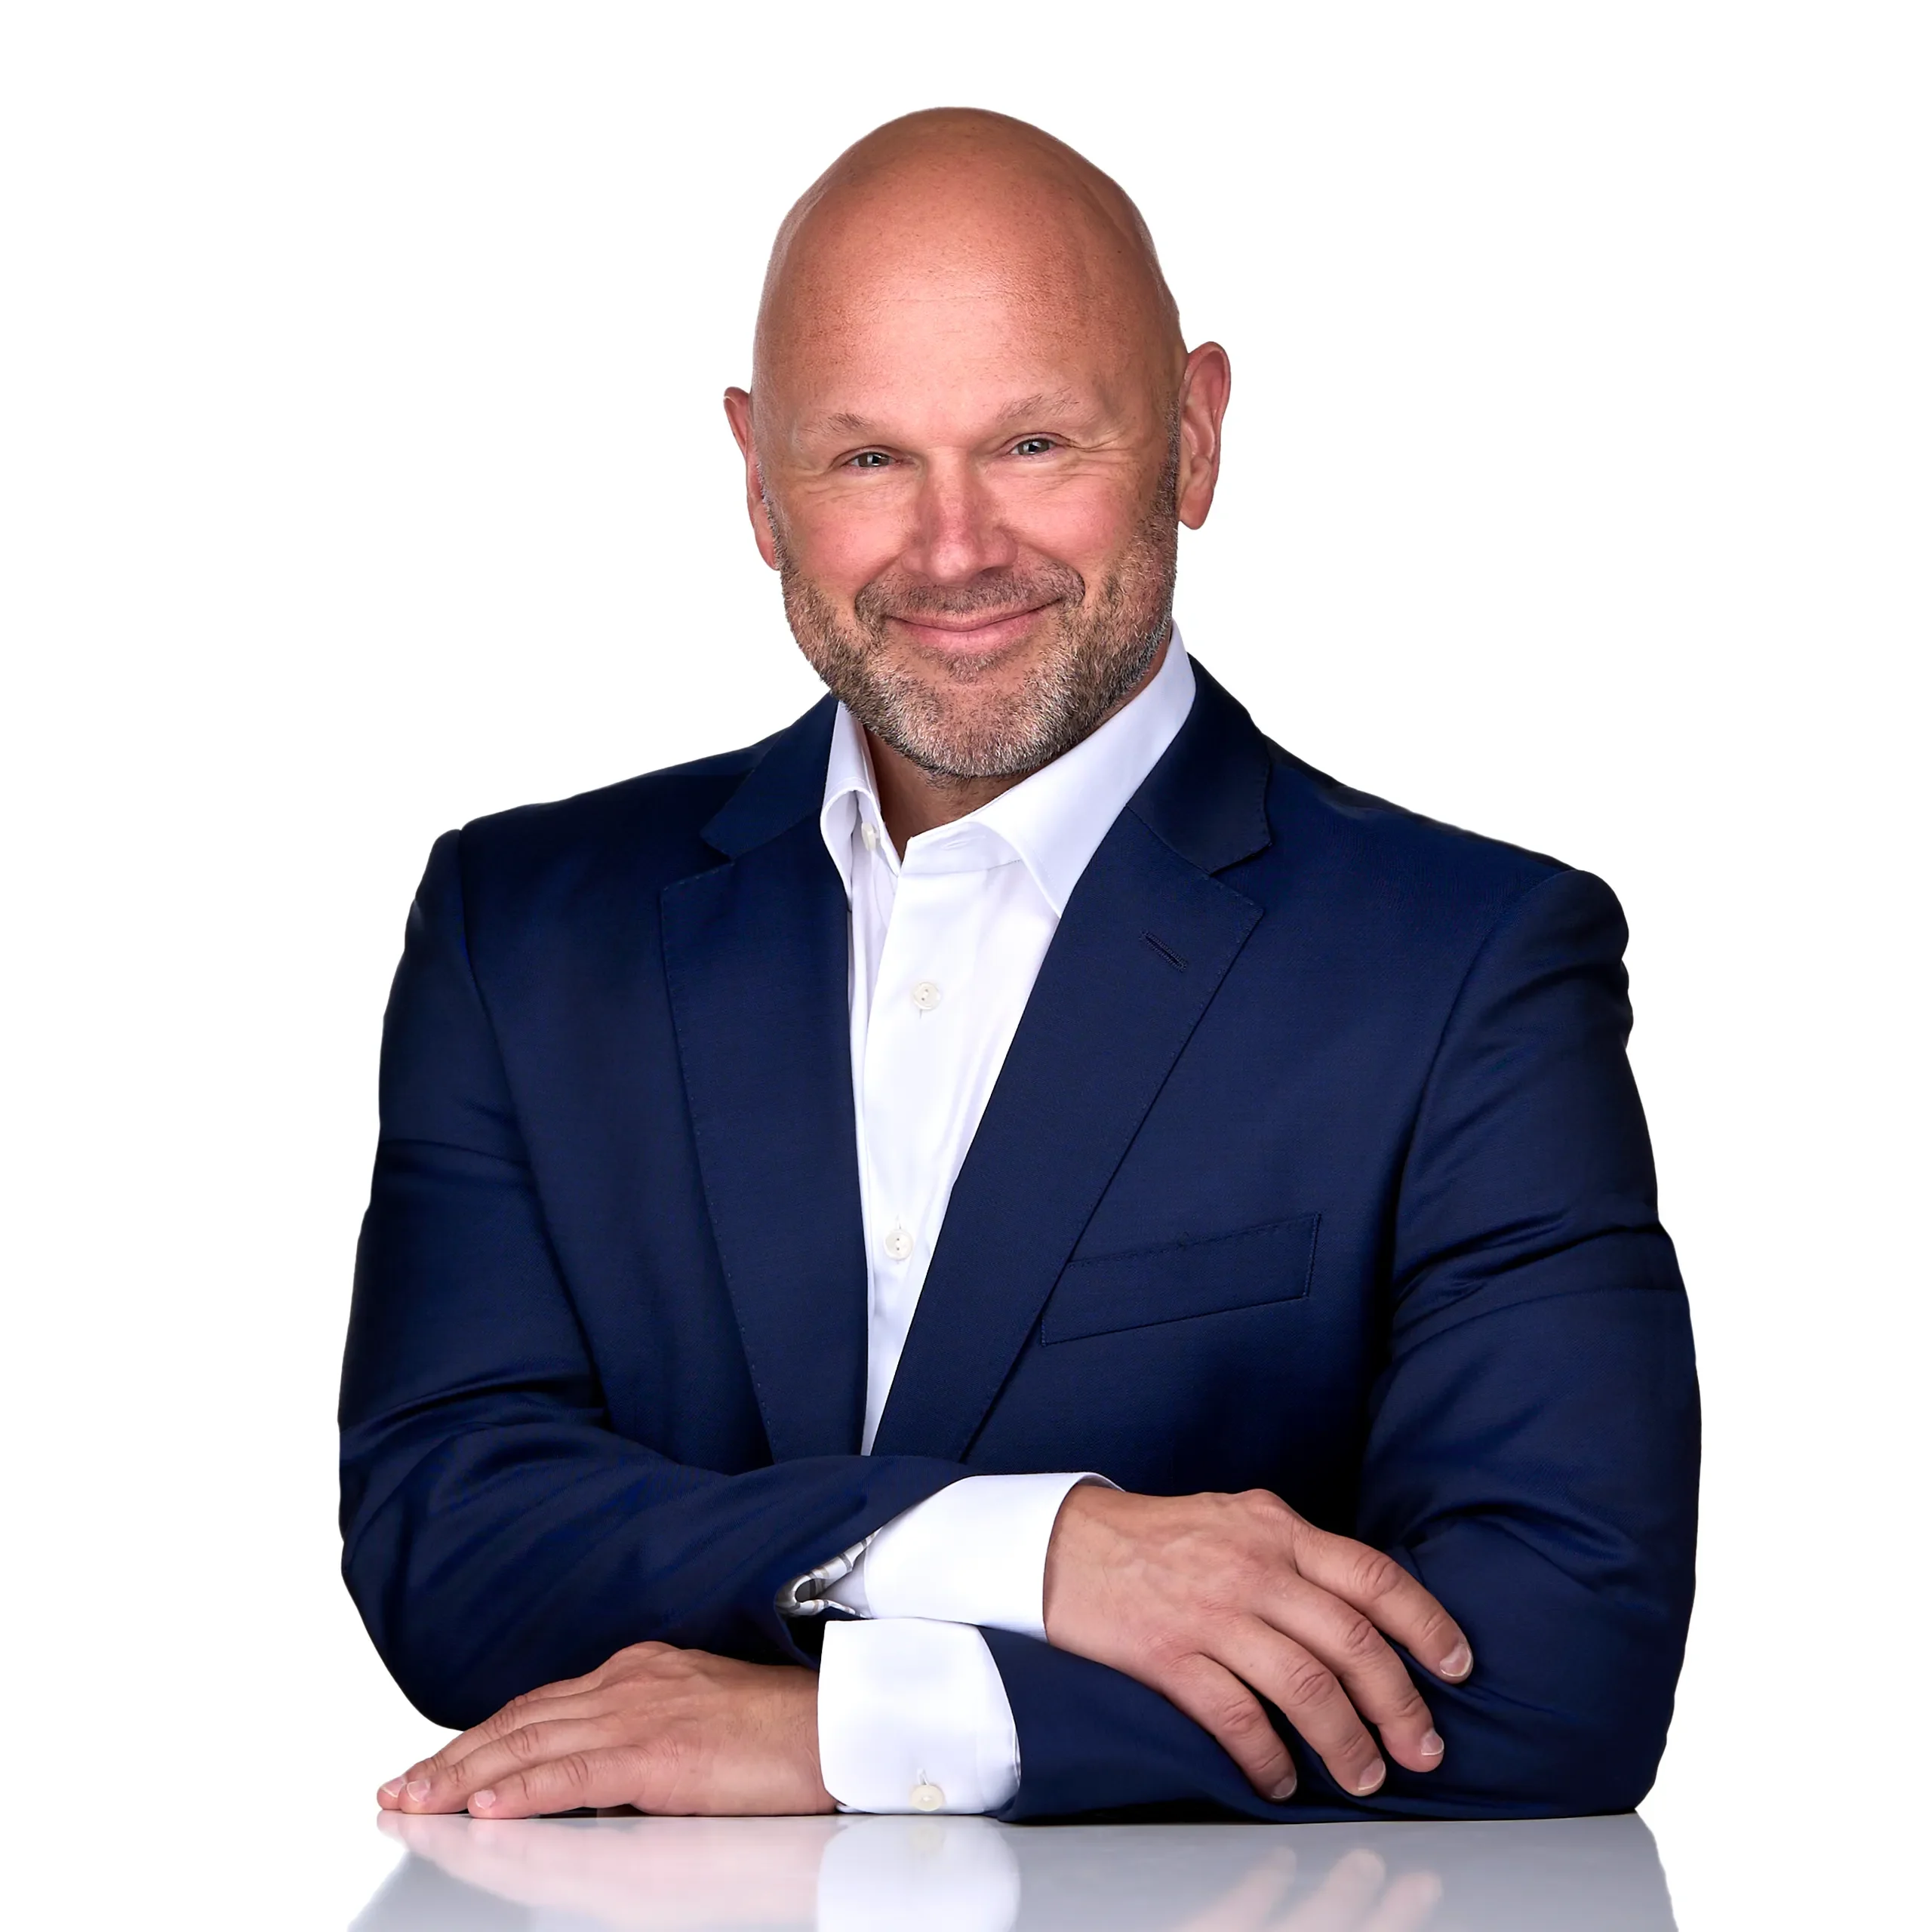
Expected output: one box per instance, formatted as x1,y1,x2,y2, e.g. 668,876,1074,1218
732,248,1187,781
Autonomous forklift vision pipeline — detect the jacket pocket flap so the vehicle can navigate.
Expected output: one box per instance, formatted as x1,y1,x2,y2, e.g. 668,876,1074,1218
1041,1214,1320,1344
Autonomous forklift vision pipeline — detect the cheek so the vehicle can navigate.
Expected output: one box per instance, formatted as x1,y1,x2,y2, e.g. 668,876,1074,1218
995,469,1145,578
785,485,909,603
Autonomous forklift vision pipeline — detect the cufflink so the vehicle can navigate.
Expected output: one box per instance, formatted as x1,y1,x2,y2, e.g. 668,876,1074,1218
774,1536,872,1619
909,1780,945,1812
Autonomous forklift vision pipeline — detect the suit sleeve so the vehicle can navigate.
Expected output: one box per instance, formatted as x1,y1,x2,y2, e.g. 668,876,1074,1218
338,832,968,1730
986,866,1700,1822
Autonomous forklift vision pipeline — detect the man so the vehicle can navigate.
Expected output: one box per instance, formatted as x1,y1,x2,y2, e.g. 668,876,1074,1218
343,108,1698,1824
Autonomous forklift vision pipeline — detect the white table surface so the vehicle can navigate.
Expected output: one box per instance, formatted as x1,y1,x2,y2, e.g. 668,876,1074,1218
352,1810,1677,1930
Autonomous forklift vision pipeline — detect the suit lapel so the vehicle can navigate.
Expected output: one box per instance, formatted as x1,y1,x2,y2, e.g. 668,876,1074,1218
872,666,1275,1460
659,664,1275,1467
660,703,872,1461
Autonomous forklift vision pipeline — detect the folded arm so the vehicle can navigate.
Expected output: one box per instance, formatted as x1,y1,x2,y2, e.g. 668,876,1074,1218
351,841,1695,1821
339,832,968,1728
1001,866,1700,1820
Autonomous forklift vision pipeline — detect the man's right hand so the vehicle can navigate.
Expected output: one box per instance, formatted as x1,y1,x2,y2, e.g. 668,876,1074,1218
1042,1487,1472,1801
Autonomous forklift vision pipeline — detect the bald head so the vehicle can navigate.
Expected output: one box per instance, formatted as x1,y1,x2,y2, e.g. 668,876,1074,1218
753,109,1183,423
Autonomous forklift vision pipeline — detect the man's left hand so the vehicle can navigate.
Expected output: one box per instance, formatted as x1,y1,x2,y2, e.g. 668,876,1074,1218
377,1641,834,1819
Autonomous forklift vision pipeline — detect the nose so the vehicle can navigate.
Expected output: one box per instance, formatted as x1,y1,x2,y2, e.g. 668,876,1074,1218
902,453,1020,585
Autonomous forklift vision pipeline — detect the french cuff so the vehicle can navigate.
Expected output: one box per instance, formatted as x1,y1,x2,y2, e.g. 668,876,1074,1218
817,1618,1020,1815
824,1471,1109,1637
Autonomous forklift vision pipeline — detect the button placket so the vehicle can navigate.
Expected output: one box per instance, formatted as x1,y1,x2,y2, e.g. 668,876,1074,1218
860,861,991,1352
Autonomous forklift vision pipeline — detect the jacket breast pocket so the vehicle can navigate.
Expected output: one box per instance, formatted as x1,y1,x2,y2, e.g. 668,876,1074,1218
1039,1214,1320,1345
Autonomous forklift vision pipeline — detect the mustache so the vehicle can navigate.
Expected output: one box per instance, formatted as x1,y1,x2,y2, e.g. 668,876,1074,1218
854,564,1086,628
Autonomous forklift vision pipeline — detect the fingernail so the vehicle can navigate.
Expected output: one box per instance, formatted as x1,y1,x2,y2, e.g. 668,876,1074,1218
379,1779,405,1800
469,1789,497,1812
1356,1760,1386,1794
1269,1775,1297,1801
405,1780,432,1803
1420,1730,1444,1758
1438,1643,1472,1680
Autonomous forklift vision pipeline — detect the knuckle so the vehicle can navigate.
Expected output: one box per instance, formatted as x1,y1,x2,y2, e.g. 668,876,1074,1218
617,1733,684,1804
1347,1549,1406,1601
1279,1654,1340,1712
1389,1684,1429,1724
1212,1693,1271,1743
503,1722,550,1764
1334,1612,1384,1665
1144,1632,1193,1675
633,1644,688,1682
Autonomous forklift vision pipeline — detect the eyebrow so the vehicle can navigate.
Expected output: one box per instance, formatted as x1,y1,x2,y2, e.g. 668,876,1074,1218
801,389,1088,441
992,388,1082,422
804,410,878,438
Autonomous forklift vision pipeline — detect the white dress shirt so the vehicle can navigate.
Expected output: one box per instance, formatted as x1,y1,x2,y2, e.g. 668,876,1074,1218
808,631,1196,1814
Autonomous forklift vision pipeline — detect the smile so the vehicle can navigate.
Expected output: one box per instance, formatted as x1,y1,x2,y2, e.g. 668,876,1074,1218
884,603,1057,656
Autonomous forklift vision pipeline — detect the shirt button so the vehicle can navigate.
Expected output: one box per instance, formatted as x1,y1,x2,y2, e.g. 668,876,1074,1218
910,979,943,1012
860,822,879,851
910,1780,945,1811
883,1225,913,1262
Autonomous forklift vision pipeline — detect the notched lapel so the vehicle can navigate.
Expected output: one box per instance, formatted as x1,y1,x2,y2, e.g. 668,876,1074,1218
871,810,1265,1460
660,816,869,1461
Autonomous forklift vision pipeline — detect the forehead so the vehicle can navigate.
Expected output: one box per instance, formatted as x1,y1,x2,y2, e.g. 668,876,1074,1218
758,191,1162,438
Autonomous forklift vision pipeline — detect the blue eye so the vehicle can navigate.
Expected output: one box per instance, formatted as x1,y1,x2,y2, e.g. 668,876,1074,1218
1014,437,1054,457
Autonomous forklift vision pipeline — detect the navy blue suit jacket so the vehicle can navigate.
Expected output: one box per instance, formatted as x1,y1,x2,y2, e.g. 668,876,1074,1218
340,664,1698,1822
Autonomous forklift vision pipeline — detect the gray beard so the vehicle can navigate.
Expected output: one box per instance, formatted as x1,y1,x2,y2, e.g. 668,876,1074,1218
775,462,1180,785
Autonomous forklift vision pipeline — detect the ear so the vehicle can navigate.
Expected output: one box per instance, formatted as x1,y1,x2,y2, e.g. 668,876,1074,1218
723,387,780,571
1173,343,1232,531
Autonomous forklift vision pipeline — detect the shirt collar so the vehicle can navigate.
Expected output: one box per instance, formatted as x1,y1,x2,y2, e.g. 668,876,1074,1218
818,628,1197,916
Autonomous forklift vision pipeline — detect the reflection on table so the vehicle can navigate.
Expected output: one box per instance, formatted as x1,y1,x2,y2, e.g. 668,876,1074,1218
354,1808,1675,1931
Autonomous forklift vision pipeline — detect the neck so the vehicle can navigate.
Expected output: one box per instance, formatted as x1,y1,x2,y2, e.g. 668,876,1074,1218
865,630,1171,854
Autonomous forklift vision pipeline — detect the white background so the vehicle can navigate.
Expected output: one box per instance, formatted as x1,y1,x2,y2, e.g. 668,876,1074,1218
2,4,1925,1925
